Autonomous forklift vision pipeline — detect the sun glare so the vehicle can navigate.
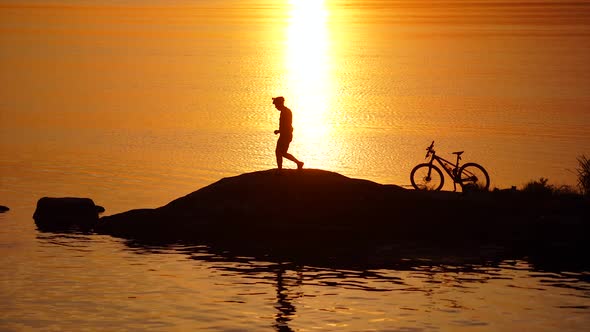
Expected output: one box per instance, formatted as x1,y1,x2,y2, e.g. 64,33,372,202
286,0,334,167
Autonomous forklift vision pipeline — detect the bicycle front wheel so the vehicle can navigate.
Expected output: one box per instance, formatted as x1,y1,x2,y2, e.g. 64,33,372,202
410,163,444,191
458,163,490,191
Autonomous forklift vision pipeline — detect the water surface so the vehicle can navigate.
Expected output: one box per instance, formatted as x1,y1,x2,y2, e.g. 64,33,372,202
1,1,590,330
2,205,590,331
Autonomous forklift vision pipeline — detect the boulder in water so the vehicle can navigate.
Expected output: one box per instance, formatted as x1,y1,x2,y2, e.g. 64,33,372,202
33,197,104,230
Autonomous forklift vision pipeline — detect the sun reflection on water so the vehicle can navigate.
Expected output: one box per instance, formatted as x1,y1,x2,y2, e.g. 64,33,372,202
285,0,336,169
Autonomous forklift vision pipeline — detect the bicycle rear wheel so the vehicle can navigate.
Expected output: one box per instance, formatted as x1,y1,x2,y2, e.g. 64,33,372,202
410,163,444,191
458,163,490,191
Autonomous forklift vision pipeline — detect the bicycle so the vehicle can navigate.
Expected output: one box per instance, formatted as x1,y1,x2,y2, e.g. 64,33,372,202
410,141,490,191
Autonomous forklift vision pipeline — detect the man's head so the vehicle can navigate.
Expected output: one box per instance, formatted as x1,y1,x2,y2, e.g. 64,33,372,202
272,96,285,109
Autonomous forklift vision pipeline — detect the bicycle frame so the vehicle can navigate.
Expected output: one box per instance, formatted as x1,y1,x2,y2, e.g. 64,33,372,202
427,151,462,191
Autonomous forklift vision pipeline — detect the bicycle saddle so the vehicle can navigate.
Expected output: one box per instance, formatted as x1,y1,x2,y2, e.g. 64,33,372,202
452,151,464,156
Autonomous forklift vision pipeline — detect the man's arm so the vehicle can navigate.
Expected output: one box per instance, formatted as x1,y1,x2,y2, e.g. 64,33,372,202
275,110,283,134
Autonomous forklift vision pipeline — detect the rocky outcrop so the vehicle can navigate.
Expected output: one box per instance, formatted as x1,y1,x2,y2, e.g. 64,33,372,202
0,205,9,213
96,169,588,250
33,197,104,230
98,169,411,240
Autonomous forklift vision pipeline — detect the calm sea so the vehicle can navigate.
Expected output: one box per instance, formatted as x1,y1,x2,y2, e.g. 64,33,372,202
1,1,589,330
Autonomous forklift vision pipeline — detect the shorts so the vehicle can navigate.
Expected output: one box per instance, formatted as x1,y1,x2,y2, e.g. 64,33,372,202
276,134,293,155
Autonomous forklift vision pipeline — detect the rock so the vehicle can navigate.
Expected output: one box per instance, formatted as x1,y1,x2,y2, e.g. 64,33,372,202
33,197,102,230
0,205,9,213
97,169,589,249
98,169,407,241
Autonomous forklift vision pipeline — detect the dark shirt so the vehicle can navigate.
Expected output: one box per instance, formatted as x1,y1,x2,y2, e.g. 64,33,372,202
279,107,293,134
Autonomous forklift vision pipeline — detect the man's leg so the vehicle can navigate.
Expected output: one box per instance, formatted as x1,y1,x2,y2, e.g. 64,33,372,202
277,136,303,170
275,148,283,170
284,153,304,170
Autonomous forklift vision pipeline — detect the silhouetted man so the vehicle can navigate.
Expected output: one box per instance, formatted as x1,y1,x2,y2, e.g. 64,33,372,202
272,96,304,172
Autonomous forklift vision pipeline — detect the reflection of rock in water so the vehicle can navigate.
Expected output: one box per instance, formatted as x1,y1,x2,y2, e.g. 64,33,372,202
95,237,590,330
124,237,590,293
